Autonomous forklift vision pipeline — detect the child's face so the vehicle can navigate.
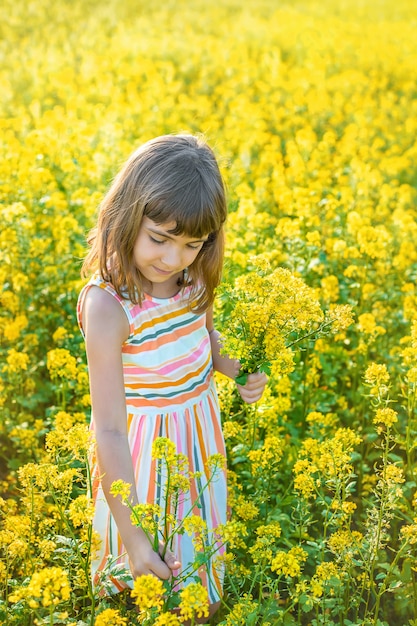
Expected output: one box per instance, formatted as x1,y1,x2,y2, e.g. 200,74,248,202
133,217,208,288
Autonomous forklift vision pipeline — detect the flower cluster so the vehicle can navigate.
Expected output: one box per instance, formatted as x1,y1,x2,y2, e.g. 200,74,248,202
219,257,352,382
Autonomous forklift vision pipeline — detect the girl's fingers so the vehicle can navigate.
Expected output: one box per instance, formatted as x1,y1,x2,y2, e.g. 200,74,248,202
163,549,181,572
149,557,173,580
129,546,181,581
236,372,268,403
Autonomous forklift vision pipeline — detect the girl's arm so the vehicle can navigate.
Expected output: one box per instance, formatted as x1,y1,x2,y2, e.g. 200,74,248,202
82,287,180,579
206,306,267,404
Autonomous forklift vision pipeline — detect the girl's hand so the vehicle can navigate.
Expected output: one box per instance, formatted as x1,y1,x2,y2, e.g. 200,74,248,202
129,540,181,580
236,371,268,404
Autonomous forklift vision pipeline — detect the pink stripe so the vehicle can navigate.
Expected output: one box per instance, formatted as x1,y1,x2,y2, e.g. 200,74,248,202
124,336,210,376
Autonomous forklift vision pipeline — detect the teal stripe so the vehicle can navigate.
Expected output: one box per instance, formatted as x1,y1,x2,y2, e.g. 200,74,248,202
130,315,198,346
125,365,212,401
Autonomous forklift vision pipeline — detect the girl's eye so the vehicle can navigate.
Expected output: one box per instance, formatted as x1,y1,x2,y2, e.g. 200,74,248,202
149,236,165,245
187,243,203,250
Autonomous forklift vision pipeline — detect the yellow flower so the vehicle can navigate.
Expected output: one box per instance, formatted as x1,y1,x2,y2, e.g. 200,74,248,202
328,530,363,555
222,420,241,439
110,480,132,501
130,503,162,535
271,546,308,578
179,582,209,621
310,578,323,598
341,501,357,515
216,520,248,550
53,410,74,431
9,567,71,608
248,435,284,472
382,463,405,485
222,594,257,625
373,407,398,428
249,538,273,564
52,326,68,343
182,514,207,538
68,495,94,528
46,348,78,380
315,562,340,581
131,574,165,610
3,314,28,341
3,348,29,373
400,518,417,545
256,521,282,539
233,495,259,521
306,230,321,247
153,615,181,625
94,608,128,625
321,275,339,302
364,363,390,388
206,453,227,473
152,437,177,465
293,464,317,500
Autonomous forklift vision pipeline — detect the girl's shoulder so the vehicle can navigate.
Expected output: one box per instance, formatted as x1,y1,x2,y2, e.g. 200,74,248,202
77,274,135,339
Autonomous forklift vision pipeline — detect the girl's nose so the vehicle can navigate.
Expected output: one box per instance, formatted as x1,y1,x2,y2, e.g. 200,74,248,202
161,244,182,268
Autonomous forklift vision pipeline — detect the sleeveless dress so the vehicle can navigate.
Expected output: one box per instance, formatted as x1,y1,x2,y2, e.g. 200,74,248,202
77,275,227,603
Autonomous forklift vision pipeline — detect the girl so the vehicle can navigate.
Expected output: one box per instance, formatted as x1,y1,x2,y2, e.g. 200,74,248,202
77,134,267,619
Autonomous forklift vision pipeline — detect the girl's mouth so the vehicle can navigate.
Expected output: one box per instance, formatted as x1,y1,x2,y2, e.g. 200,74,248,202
152,266,175,276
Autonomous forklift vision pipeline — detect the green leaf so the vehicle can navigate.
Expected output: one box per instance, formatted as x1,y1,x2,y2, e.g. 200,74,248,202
259,361,272,375
235,372,248,385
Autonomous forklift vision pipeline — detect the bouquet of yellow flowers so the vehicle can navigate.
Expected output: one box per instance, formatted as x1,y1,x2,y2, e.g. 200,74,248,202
219,257,353,384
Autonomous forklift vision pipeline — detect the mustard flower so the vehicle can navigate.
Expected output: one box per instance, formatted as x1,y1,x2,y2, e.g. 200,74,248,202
364,363,390,388
206,452,227,473
46,348,78,380
9,566,71,608
52,326,68,343
271,546,308,578
222,420,241,439
110,480,132,501
131,574,165,610
152,437,177,465
256,521,282,538
249,538,273,564
315,561,340,582
310,578,324,598
216,520,248,550
2,348,29,374
179,582,209,621
94,608,128,625
153,615,181,625
400,518,417,545
222,594,257,625
68,494,94,528
130,503,162,535
327,530,363,556
373,407,398,428
233,495,259,521
182,514,207,537
382,463,405,486
3,314,28,341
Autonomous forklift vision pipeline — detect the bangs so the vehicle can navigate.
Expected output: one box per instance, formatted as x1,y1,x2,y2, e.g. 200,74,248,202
143,172,226,238
145,198,221,238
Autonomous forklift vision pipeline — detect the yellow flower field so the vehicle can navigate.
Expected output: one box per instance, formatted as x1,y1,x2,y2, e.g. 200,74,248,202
1,0,417,623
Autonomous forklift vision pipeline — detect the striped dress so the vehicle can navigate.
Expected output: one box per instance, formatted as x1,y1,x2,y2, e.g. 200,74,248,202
77,274,227,602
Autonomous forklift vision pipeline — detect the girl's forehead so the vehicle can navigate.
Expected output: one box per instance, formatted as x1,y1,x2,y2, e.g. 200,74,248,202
142,217,177,232
142,217,208,241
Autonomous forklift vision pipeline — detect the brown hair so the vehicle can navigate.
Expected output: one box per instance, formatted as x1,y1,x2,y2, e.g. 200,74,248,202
82,134,227,312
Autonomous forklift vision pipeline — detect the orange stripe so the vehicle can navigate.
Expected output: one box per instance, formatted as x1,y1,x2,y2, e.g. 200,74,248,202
133,304,191,335
127,355,211,390
124,317,204,353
